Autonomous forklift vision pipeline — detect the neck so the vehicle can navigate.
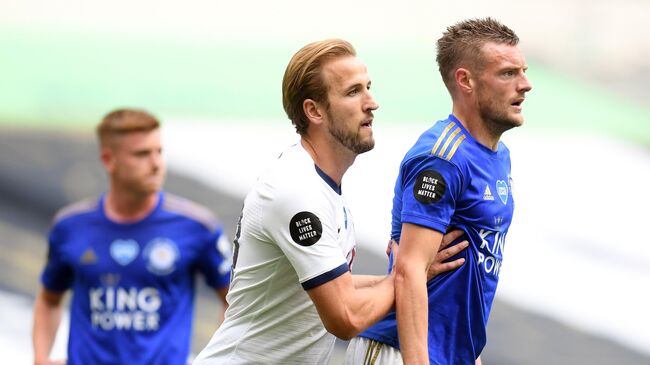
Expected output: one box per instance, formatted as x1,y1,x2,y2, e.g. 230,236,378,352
301,136,355,186
452,104,501,151
104,188,159,223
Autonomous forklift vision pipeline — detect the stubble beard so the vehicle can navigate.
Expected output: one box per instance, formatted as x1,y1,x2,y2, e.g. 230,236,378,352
327,111,375,155
477,90,523,137
122,171,164,197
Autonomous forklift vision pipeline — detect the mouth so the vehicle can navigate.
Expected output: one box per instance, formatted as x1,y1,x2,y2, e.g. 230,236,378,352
361,118,373,129
511,98,525,111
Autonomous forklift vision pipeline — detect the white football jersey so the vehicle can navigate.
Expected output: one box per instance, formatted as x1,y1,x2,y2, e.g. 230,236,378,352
194,142,356,364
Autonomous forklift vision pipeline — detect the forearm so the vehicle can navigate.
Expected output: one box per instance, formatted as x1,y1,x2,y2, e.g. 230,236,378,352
308,272,395,340
348,274,395,330
396,267,429,364
215,287,229,325
32,294,63,363
351,274,386,289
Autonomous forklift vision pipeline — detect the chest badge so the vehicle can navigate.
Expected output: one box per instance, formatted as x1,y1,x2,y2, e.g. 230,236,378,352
496,180,509,205
143,238,180,275
110,239,140,266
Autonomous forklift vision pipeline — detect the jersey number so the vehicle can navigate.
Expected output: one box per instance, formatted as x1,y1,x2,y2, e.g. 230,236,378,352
231,207,243,277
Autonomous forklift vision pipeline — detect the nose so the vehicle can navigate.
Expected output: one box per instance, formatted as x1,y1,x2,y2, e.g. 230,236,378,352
364,90,379,112
151,150,163,170
518,73,532,93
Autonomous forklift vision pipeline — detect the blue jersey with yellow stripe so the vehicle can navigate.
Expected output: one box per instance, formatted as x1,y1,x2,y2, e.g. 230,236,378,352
360,114,515,364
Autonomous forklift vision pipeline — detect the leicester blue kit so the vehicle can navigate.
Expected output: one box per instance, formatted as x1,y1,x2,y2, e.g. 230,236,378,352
41,192,231,365
360,115,515,364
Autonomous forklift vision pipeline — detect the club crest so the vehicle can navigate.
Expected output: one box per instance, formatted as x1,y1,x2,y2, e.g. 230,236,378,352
143,238,179,275
110,239,140,266
496,180,509,205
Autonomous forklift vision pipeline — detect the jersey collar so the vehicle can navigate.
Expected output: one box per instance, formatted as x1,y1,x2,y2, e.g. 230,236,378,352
314,164,342,195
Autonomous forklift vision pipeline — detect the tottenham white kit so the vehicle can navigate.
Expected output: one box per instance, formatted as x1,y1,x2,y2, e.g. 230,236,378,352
194,142,356,365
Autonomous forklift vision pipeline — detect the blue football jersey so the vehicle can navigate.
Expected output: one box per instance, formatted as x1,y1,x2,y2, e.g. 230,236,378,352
360,115,515,364
41,192,231,365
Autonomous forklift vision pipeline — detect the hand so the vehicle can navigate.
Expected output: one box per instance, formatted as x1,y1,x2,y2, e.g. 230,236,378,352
427,229,468,280
387,239,399,272
34,359,65,365
386,239,394,257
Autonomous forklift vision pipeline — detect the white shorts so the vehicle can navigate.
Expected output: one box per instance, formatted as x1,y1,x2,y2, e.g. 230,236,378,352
344,337,403,365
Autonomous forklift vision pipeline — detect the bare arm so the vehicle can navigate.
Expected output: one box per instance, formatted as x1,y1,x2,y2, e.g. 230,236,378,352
307,270,394,340
395,223,444,365
309,229,467,342
32,287,66,365
351,274,385,289
214,286,229,325
351,232,469,291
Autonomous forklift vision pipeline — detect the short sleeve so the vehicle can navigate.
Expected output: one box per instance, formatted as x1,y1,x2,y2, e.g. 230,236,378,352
265,185,349,290
40,224,74,292
400,156,463,233
197,225,232,289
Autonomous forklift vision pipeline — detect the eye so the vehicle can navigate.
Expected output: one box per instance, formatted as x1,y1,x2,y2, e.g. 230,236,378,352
503,70,515,77
347,88,359,96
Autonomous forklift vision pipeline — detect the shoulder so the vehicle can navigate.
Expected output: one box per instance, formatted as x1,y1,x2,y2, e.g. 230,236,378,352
255,144,325,201
427,118,471,166
161,192,221,232
399,120,468,194
400,118,465,165
401,121,465,175
51,197,100,227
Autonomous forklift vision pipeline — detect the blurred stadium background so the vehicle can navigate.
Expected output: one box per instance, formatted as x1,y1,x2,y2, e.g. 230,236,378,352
1,1,649,364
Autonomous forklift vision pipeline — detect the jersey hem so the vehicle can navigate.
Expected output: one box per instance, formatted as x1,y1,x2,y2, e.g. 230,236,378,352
358,332,400,350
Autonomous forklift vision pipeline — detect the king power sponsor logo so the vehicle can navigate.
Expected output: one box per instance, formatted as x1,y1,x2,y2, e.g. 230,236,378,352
90,286,161,331
477,229,506,277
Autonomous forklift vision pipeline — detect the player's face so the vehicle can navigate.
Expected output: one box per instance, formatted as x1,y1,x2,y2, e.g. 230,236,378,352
108,129,165,195
321,56,378,154
474,42,532,132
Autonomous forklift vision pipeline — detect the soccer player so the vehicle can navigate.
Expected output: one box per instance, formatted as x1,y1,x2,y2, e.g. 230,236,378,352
32,108,232,365
193,39,468,365
348,18,533,364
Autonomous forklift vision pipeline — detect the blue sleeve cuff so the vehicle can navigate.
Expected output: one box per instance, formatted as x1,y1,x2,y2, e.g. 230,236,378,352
301,263,349,290
402,212,448,234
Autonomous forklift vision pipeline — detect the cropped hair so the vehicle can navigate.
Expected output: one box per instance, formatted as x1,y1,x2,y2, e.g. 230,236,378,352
96,108,160,148
436,17,519,91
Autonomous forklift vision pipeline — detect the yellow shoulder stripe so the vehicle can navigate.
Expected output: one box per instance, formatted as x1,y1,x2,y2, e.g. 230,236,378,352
444,134,466,160
437,127,461,158
430,122,466,160
431,122,456,156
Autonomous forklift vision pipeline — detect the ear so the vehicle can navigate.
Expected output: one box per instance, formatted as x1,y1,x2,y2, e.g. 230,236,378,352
303,99,325,126
454,68,474,94
100,147,115,173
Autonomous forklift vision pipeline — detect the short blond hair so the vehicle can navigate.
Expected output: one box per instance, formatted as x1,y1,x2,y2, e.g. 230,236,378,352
96,108,160,148
282,39,356,135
